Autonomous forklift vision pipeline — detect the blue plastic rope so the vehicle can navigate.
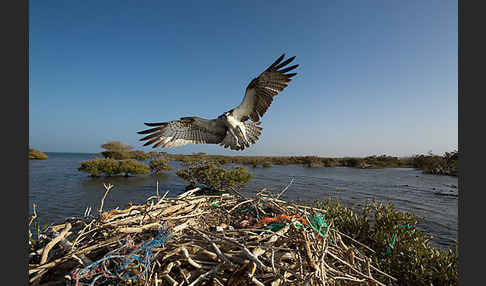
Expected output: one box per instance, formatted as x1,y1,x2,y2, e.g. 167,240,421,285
68,226,172,285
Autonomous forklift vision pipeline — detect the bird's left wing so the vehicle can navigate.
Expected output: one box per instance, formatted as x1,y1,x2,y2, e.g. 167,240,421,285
137,117,225,148
231,54,298,122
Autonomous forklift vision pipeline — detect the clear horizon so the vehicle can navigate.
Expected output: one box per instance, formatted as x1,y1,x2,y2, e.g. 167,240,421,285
29,0,457,157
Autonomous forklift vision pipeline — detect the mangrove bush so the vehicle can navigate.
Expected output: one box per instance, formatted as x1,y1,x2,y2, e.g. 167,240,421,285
316,197,458,285
29,148,48,160
411,150,458,176
176,161,253,192
78,158,150,177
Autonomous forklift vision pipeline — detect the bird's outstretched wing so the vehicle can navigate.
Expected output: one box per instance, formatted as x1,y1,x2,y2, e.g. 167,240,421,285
231,54,298,122
137,117,225,148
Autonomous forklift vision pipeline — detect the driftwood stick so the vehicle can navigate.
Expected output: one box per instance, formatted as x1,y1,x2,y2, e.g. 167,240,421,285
30,269,48,286
228,199,254,213
228,186,249,201
303,235,319,272
163,274,178,286
353,256,397,281
256,187,268,196
172,218,197,233
178,187,201,199
161,190,169,201
196,230,235,268
164,211,210,221
46,227,92,265
118,222,162,233
187,264,222,286
98,183,114,218
332,229,376,254
29,203,37,227
161,261,180,286
325,250,385,286
277,178,294,198
40,223,72,265
197,229,269,270
163,246,203,269
251,276,265,286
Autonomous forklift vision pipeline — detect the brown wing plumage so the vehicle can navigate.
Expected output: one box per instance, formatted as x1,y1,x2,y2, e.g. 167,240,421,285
137,117,225,148
232,54,298,122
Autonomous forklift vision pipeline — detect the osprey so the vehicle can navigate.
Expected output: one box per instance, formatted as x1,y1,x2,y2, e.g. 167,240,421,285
137,54,298,150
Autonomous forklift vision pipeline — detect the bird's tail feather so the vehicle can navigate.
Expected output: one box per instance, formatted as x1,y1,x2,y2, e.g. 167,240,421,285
218,122,262,151
244,121,262,145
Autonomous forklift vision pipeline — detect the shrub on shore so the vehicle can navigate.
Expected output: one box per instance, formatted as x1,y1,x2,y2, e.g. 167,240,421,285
101,150,131,160
165,152,457,176
101,150,151,161
84,141,171,177
100,141,133,152
166,154,411,169
29,148,48,160
316,197,458,285
176,161,253,192
411,150,458,176
262,161,273,168
78,158,150,177
149,157,173,174
100,141,150,161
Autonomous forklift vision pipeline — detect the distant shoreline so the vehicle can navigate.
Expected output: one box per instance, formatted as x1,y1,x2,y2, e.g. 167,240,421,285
43,150,458,177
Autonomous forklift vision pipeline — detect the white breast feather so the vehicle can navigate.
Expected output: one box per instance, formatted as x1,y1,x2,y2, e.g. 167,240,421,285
226,114,249,145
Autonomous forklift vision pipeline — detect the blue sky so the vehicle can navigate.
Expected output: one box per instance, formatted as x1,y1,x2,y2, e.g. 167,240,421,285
29,0,457,157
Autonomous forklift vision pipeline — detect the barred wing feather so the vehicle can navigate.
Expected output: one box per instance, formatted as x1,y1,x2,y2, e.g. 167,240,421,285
232,54,298,122
137,117,225,148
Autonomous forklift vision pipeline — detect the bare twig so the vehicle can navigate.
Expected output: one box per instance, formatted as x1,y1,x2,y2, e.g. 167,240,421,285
40,223,72,264
29,203,37,227
187,264,221,286
277,178,294,199
98,183,114,218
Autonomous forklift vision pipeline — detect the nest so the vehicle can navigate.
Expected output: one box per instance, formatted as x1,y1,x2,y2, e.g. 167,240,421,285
29,183,396,286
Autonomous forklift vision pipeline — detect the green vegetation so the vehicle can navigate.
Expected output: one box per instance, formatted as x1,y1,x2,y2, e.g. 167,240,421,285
29,148,48,160
80,140,459,179
79,141,171,177
166,151,457,176
176,161,253,192
262,161,273,168
316,197,457,285
101,150,131,160
149,157,173,174
100,141,133,152
167,153,409,169
411,150,458,176
101,150,152,161
78,158,150,177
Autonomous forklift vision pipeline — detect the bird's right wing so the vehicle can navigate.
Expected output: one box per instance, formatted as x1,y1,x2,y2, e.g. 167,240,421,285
232,54,298,122
137,117,225,148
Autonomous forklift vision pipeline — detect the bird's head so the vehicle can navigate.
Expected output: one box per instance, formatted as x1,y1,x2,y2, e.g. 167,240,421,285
219,111,231,120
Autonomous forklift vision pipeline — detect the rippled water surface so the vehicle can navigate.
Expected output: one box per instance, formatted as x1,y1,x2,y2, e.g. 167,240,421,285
29,153,458,249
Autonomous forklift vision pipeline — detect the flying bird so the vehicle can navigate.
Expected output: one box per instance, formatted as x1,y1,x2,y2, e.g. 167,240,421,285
137,54,298,150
